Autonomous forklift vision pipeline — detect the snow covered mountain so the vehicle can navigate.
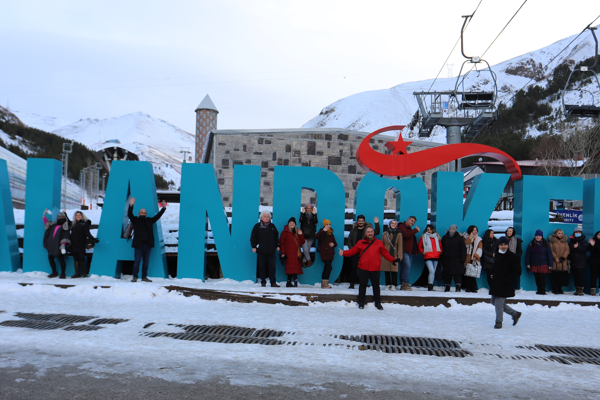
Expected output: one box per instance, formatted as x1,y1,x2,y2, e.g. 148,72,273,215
303,25,600,142
52,112,196,188
10,109,74,133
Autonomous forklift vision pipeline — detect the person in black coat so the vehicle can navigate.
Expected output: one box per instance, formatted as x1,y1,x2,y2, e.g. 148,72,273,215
481,229,498,290
490,236,522,329
250,211,280,287
588,230,600,296
67,211,98,278
569,227,589,296
127,197,167,282
43,209,71,279
299,204,318,267
441,224,467,292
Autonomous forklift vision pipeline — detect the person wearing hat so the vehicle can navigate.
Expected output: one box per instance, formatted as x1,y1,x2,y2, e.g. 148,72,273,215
314,219,338,288
525,229,553,295
42,209,71,279
440,224,467,292
280,217,305,287
569,227,589,296
490,236,522,329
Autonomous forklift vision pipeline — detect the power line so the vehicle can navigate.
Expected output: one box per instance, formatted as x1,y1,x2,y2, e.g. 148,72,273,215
426,0,483,92
481,0,528,58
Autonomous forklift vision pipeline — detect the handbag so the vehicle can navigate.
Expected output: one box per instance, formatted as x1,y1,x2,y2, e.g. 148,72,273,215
465,259,482,278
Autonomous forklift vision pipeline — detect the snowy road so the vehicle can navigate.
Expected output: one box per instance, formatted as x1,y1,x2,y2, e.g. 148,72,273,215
1,272,600,399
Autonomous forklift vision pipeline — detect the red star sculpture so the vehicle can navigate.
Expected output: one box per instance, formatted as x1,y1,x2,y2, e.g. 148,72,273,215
384,137,412,155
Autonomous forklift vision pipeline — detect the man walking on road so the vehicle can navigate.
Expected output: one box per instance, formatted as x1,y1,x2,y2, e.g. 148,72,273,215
250,211,281,287
339,227,398,310
128,197,167,282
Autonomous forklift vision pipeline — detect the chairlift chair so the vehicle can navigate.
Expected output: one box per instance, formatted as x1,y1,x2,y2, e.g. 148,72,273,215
562,26,600,118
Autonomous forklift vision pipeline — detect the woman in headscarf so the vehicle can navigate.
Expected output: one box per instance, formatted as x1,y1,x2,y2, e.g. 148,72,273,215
441,224,467,292
418,224,442,291
525,229,553,295
314,219,338,289
463,225,483,293
505,227,523,260
381,220,403,290
480,229,498,290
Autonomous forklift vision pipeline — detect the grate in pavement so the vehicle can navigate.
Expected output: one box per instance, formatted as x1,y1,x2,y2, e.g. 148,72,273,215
0,312,126,331
140,330,284,345
168,324,289,338
338,335,461,349
359,344,471,357
485,353,600,366
0,320,71,330
535,344,600,359
15,312,97,324
64,325,105,331
89,318,129,326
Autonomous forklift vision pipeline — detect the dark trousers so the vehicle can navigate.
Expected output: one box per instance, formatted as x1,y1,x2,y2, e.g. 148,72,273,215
287,274,298,281
443,272,462,286
133,243,152,279
322,260,332,280
551,271,568,293
350,255,360,284
484,269,493,289
258,253,277,284
72,252,87,275
591,264,600,289
358,269,381,305
48,254,66,274
534,272,548,293
384,271,398,286
462,275,479,292
572,268,585,287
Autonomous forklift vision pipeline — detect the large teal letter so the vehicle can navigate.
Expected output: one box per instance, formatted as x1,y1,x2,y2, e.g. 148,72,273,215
91,161,167,278
515,176,583,291
22,159,70,273
355,174,428,284
0,159,20,272
431,171,508,288
273,166,346,284
178,164,261,281
584,178,600,237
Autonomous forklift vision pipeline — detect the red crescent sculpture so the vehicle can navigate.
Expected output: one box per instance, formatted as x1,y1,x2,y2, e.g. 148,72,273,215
356,125,523,181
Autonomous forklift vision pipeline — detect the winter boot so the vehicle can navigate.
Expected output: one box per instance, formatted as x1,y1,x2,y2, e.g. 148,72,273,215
428,284,434,292
271,282,280,288
512,312,522,326
261,282,267,287
286,279,293,288
455,284,461,293
48,266,58,278
375,303,384,310
401,282,412,291
349,283,355,289
358,303,365,309
444,284,450,292
321,280,332,289
591,288,596,296
131,278,138,282
71,266,82,279
494,321,502,329
142,277,152,282
83,264,89,278
575,287,584,296
293,279,298,288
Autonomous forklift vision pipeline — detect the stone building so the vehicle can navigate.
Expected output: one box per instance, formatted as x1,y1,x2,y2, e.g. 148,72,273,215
202,128,447,209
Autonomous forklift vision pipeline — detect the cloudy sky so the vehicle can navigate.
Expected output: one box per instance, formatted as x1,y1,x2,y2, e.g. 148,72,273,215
1,0,599,133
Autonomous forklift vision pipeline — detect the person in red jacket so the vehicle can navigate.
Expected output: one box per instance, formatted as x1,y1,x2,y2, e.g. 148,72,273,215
280,217,305,287
418,224,443,291
339,227,398,310
397,216,420,290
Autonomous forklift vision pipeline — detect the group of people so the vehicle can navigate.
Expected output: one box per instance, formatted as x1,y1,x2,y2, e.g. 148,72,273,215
43,196,167,282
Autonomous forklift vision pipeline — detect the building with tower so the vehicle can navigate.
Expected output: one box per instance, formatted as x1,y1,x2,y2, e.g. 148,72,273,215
194,94,219,162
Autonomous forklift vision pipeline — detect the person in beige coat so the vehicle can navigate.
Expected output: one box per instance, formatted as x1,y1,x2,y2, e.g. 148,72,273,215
548,228,570,294
381,220,403,291
463,225,483,293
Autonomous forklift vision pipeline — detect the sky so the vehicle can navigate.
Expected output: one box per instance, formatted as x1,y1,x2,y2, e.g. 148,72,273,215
1,0,599,134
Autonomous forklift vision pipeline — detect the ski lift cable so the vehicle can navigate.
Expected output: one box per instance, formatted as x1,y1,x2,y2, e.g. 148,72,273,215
469,13,600,143
426,0,483,92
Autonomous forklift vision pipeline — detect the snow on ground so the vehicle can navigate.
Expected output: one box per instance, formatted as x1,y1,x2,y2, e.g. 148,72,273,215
10,109,74,133
0,272,599,399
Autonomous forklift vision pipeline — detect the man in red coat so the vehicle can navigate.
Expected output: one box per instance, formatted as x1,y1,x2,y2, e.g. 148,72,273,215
339,227,399,310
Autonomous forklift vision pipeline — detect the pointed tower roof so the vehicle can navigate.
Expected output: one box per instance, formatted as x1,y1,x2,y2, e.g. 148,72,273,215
195,94,219,113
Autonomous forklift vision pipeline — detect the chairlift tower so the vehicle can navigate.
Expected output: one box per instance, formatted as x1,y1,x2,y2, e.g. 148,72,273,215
412,15,498,171
61,142,73,209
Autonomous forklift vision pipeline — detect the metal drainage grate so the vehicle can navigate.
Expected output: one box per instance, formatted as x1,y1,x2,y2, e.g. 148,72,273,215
168,324,289,338
359,344,471,357
64,325,104,331
485,353,600,366
140,331,284,345
0,320,71,330
338,335,461,349
535,344,600,359
15,312,97,324
89,318,129,326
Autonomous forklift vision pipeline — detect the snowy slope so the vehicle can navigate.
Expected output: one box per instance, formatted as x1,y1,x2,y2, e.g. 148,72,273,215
11,109,74,132
52,112,196,188
303,25,600,142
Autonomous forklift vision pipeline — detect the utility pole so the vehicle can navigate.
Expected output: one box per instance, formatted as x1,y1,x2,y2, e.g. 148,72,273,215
93,163,102,206
102,173,107,192
180,147,190,163
61,142,73,209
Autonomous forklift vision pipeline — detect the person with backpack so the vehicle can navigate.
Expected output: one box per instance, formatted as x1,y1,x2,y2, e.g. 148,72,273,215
127,197,167,282
67,210,98,278
280,217,305,288
314,219,338,289
339,226,399,310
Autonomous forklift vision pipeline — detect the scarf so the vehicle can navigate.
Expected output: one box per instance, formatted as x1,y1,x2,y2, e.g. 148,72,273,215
509,236,517,254
463,232,482,258
422,232,441,254
385,229,400,257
